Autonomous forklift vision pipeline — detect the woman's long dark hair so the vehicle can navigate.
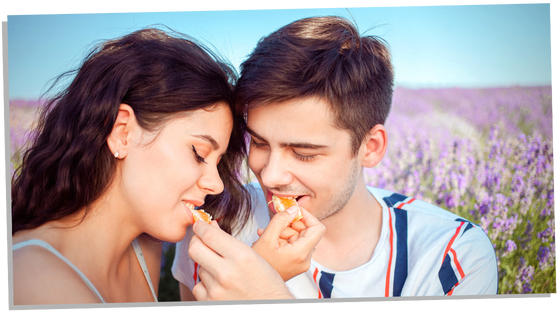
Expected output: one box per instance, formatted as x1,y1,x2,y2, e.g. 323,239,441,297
11,27,251,235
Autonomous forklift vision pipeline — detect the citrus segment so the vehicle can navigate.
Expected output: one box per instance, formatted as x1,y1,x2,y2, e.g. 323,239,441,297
271,195,303,222
191,209,212,223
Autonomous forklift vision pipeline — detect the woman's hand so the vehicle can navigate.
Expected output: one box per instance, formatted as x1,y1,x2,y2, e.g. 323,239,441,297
252,206,325,281
188,220,293,301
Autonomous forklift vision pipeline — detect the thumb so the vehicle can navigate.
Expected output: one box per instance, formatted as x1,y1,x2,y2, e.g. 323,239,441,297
259,206,299,242
210,220,221,229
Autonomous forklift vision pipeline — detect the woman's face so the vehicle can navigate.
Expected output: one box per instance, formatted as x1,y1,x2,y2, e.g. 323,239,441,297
119,103,233,242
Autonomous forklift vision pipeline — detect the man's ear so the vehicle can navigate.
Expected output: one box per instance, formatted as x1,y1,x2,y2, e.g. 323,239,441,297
107,104,137,159
361,124,388,168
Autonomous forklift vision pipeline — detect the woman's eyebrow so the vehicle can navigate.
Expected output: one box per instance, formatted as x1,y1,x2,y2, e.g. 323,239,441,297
192,134,220,150
246,126,330,150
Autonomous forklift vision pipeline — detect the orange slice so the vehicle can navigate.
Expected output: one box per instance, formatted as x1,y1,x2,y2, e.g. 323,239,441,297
191,209,212,223
271,195,303,222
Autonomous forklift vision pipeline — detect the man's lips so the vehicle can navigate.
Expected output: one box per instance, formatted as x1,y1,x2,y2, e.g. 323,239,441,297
266,190,309,213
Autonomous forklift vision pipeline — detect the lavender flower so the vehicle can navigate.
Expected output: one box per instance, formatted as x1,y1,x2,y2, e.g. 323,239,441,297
522,283,533,294
537,246,552,268
537,228,553,243
505,240,517,253
512,257,536,294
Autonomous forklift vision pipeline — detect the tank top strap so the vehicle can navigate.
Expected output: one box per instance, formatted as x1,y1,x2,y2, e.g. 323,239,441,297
131,238,158,302
12,239,106,303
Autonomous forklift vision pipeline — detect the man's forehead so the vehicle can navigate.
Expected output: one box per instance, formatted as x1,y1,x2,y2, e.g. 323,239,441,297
245,123,332,149
246,96,333,123
246,98,354,148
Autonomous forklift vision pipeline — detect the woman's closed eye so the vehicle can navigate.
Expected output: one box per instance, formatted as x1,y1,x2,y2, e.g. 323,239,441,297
192,145,208,164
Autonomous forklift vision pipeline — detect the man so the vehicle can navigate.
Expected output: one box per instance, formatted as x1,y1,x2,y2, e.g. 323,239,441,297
173,16,498,300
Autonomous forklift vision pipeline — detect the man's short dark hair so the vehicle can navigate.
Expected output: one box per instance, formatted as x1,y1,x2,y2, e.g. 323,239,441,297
236,16,394,155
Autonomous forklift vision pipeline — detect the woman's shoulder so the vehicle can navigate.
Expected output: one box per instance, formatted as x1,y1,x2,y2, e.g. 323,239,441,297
12,240,102,305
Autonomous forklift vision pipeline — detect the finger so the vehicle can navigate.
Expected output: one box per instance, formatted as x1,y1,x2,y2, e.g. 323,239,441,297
252,228,293,250
297,206,322,228
197,266,214,287
210,220,221,229
259,206,300,243
287,207,325,253
193,219,251,260
195,265,223,301
256,227,297,240
192,281,208,301
279,226,299,242
290,220,306,233
188,234,226,276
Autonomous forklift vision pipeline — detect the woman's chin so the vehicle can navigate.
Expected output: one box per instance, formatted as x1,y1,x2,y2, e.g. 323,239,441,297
157,226,189,243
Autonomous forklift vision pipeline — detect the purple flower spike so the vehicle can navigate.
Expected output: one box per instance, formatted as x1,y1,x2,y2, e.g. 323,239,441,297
505,240,517,253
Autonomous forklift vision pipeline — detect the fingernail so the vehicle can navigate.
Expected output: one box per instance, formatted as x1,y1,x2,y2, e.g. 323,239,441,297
287,206,298,214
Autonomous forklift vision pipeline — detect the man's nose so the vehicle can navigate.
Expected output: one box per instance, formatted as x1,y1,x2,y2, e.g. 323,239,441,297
260,151,294,188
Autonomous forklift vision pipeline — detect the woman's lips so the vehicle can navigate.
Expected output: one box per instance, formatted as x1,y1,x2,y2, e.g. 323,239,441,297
182,201,196,223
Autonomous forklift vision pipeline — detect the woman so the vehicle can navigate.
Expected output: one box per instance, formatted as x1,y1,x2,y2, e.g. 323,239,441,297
11,27,254,304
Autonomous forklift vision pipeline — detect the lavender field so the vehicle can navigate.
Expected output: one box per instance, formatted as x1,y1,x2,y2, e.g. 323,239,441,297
366,86,555,294
9,86,555,296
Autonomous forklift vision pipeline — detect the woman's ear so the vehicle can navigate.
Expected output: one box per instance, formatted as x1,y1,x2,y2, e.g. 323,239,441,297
361,124,388,168
107,104,137,159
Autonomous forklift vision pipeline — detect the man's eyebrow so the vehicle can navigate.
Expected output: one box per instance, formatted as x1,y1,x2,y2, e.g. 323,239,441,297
281,142,330,150
246,126,330,150
246,127,266,143
192,135,220,150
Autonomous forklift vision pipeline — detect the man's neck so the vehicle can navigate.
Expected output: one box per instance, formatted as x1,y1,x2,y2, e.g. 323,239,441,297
312,179,383,271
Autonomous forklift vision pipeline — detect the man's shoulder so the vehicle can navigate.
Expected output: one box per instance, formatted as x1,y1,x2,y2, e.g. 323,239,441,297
368,187,495,270
367,186,463,223
367,186,492,247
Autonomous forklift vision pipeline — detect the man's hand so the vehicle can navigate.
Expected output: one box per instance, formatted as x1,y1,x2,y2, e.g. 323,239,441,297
252,206,326,281
188,220,294,301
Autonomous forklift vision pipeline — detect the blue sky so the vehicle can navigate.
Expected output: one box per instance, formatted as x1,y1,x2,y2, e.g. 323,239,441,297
6,3,553,99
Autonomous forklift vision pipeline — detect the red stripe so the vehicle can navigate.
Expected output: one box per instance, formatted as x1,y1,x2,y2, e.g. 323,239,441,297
396,198,416,209
449,248,465,279
313,268,322,298
385,208,394,297
442,222,465,265
447,288,455,296
193,262,199,282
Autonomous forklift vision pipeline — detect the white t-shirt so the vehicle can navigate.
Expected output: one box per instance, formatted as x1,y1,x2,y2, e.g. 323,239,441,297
172,182,498,298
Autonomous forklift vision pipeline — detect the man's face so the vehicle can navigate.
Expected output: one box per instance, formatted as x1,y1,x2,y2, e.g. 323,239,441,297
246,96,363,221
